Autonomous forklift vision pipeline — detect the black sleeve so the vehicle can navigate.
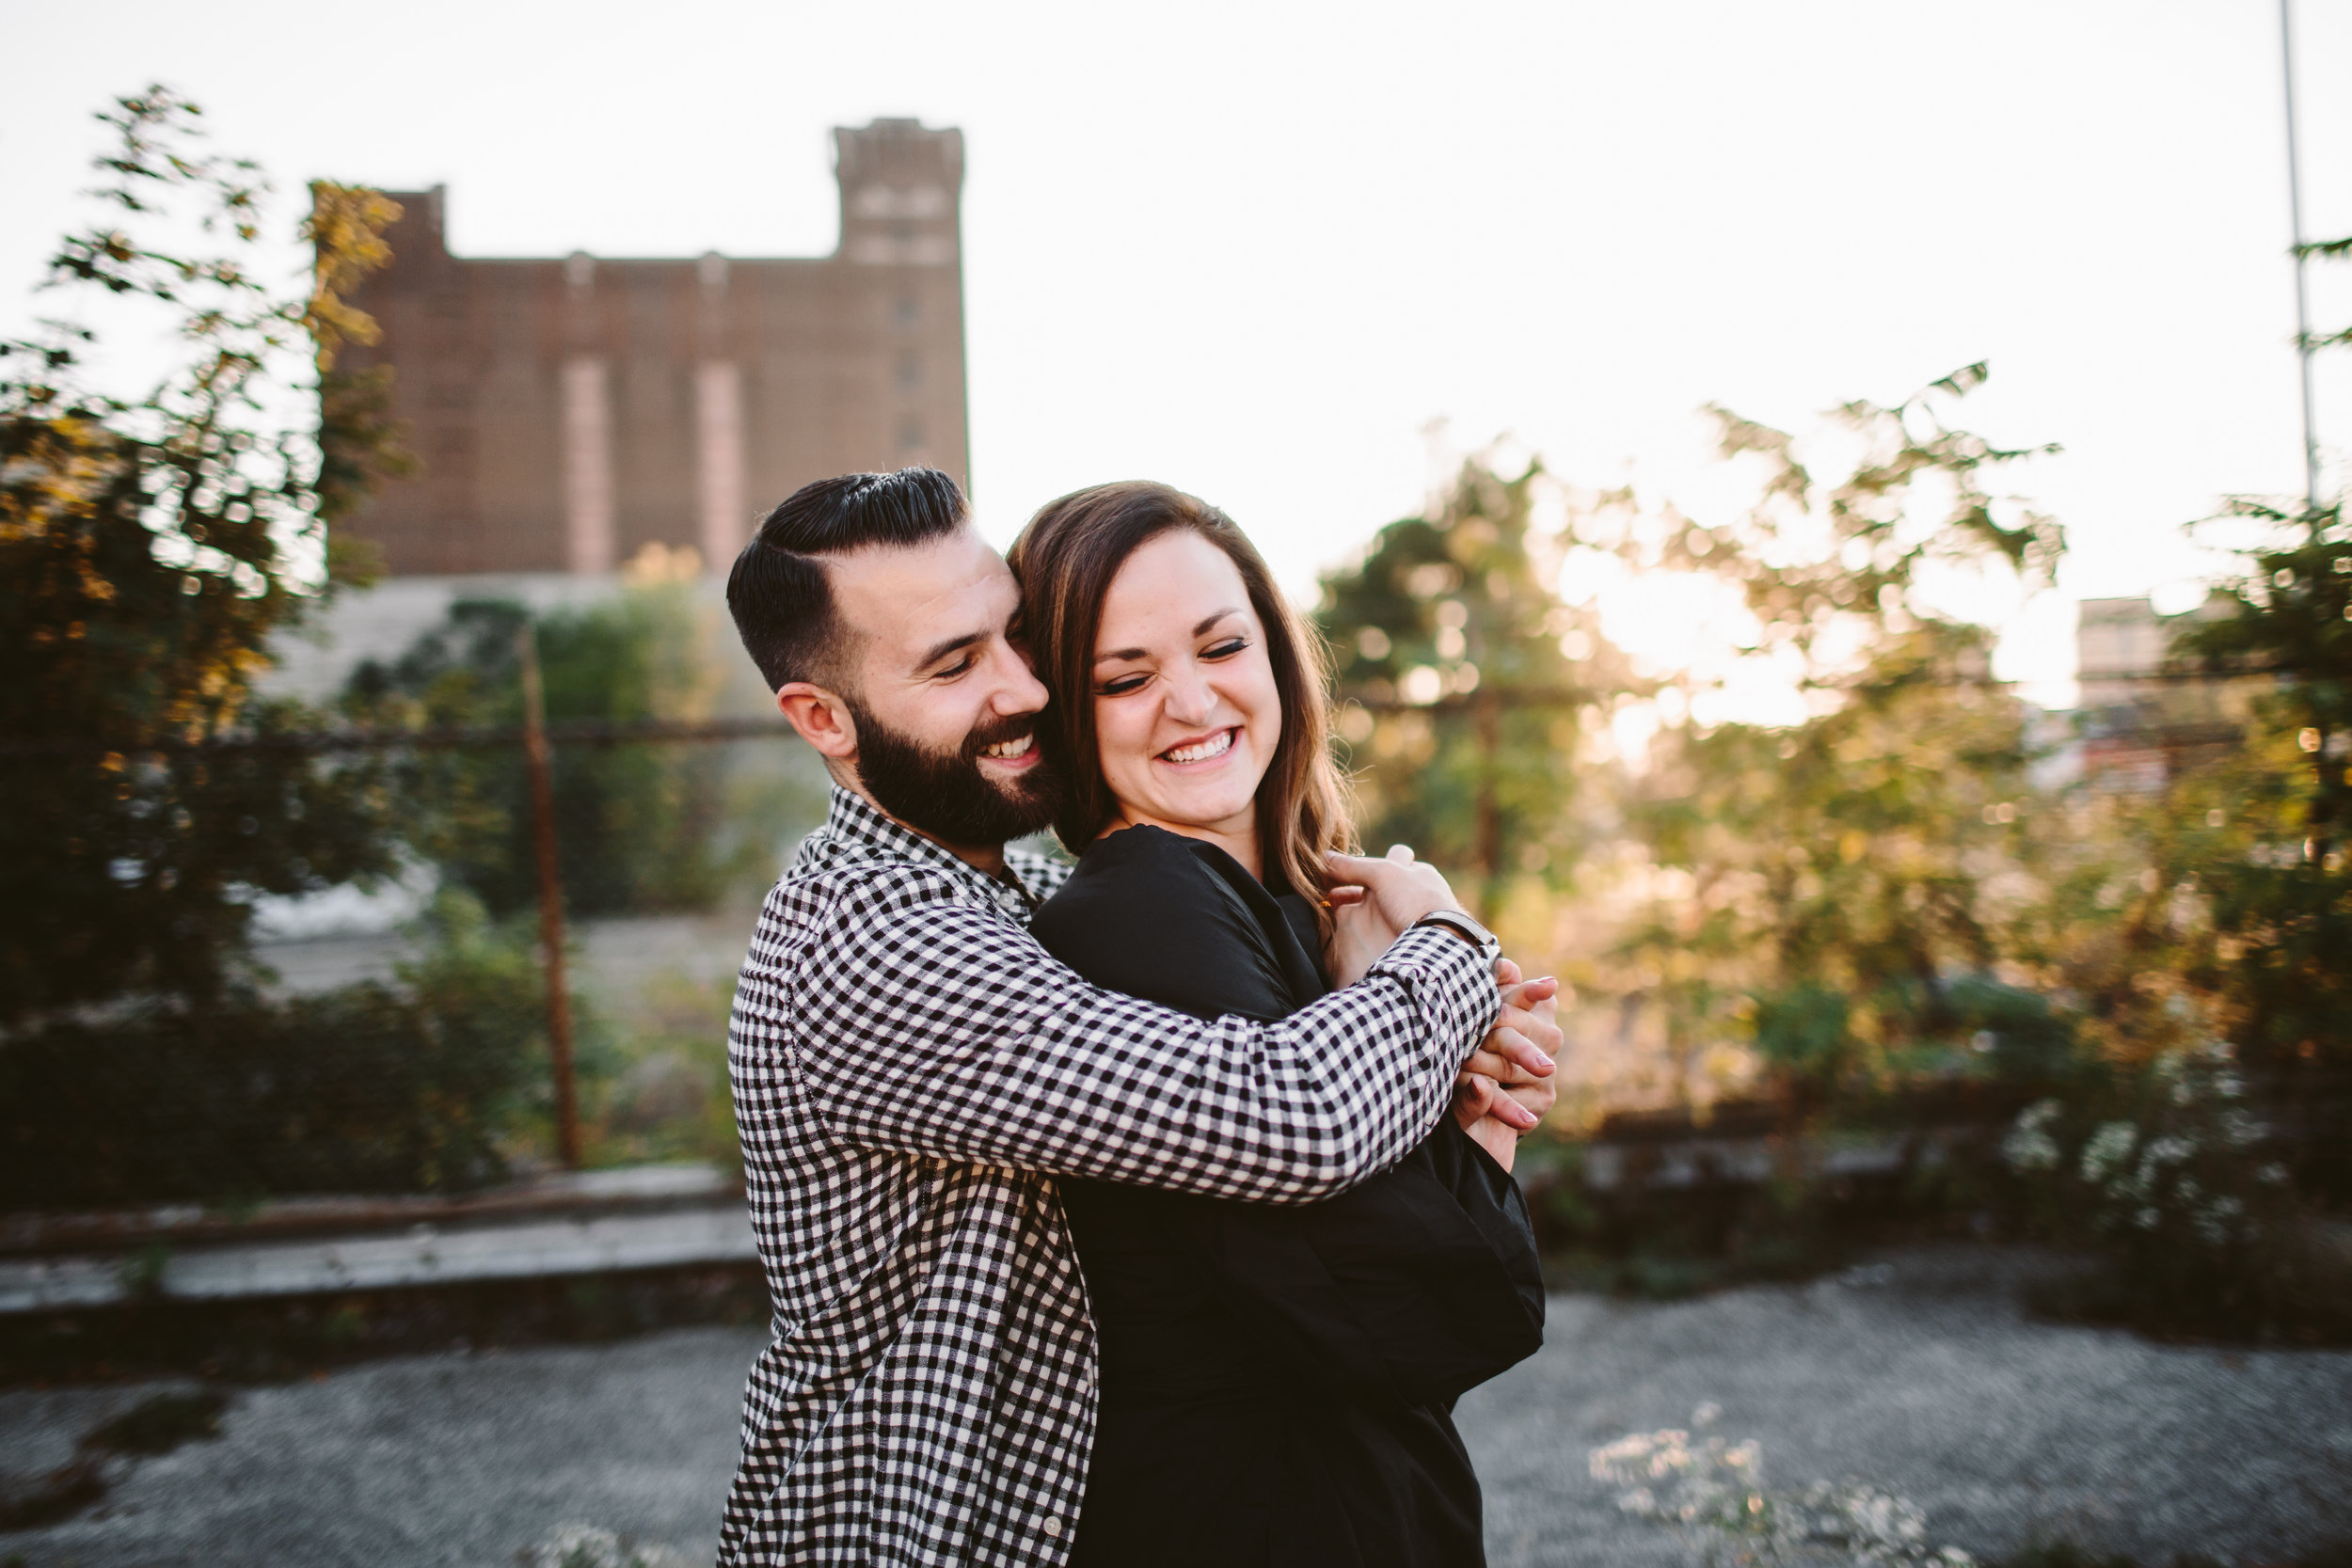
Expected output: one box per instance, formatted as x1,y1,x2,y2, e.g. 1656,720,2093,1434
1194,1118,1546,1410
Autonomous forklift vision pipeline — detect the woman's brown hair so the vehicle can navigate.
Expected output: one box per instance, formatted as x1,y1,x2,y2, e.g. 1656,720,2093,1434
1008,482,1358,926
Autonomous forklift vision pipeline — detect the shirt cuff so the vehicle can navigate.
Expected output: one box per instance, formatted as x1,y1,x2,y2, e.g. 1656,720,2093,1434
1365,925,1503,1073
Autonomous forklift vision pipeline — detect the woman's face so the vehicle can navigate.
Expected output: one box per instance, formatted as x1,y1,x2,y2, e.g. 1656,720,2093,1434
1090,528,1282,850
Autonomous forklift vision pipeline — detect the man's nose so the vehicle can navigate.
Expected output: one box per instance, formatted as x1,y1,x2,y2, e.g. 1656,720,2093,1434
988,644,1050,716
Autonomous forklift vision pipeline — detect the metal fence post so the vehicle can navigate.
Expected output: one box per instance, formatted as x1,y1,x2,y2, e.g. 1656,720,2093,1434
516,621,582,1169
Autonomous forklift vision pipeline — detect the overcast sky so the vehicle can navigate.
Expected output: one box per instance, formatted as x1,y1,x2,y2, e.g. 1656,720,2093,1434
5,0,2346,700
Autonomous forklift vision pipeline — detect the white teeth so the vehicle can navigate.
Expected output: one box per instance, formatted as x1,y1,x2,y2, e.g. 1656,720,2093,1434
1163,730,1234,765
982,734,1034,760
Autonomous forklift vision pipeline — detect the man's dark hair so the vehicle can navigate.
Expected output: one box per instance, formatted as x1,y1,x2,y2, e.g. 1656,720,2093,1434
726,467,969,692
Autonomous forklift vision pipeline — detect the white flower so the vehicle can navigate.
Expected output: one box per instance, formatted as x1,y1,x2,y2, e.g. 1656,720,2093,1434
2144,1135,2195,1165
2218,1108,2265,1148
2002,1099,2064,1172
2135,1205,2161,1230
523,1526,693,1568
2080,1121,2137,1182
2258,1162,2291,1186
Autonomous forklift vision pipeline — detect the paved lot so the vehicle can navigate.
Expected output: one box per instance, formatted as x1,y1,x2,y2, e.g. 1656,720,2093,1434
4,1245,2347,1567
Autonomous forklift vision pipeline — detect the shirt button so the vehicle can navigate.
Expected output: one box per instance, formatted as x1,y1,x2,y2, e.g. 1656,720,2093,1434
1042,1518,1063,1538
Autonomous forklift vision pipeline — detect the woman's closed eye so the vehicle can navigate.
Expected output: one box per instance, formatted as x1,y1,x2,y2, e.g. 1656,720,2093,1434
1098,670,1151,697
1201,636,1249,661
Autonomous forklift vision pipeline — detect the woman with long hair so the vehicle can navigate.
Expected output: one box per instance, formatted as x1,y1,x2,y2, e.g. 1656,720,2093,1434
1010,482,1552,1568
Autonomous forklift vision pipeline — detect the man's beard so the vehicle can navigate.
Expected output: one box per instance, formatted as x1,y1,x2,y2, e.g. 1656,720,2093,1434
846,697,1065,848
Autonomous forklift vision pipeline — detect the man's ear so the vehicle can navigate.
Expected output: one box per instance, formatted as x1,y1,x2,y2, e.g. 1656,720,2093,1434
776,682,858,761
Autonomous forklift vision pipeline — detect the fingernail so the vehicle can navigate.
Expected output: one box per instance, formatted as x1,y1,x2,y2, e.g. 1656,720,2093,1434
1534,1052,1555,1070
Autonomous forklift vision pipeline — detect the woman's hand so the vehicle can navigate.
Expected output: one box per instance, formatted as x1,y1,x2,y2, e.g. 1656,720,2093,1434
1322,844,1457,989
1451,962,1563,1173
1324,883,1406,990
1457,1103,1522,1170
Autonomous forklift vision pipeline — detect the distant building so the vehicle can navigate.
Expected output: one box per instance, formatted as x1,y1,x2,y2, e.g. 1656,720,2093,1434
2073,595,2244,791
332,119,968,578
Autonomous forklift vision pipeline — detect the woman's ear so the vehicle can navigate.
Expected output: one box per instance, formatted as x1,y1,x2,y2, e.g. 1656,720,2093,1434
776,682,858,761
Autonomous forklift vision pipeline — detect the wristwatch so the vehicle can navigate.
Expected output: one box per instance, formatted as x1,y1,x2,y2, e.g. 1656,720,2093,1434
1410,907,1499,960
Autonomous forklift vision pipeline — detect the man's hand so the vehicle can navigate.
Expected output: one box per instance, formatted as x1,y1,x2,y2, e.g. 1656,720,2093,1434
1453,959,1562,1172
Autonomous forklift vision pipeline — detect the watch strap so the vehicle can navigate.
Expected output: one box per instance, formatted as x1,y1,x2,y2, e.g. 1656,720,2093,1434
1410,908,1498,958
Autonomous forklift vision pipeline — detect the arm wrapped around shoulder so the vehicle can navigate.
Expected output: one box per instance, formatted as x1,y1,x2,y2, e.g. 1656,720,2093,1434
789,872,1499,1202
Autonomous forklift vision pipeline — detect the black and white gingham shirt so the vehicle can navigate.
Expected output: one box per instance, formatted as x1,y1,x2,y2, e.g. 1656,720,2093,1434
720,787,1501,1567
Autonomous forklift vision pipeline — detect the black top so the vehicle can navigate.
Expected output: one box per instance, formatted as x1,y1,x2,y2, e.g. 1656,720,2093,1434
1028,825,1545,1568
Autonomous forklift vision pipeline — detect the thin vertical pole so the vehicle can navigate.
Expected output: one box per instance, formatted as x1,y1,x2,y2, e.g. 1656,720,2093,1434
516,621,581,1170
1473,685,1502,920
2280,0,2322,512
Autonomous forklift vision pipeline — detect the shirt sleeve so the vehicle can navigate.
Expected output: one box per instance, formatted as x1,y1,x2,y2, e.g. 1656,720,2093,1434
785,865,1499,1204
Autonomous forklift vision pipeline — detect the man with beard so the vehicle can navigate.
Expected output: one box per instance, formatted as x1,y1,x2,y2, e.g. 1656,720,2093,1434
719,467,1559,1567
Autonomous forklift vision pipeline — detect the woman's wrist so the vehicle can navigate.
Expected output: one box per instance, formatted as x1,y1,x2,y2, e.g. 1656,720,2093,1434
1410,907,1498,958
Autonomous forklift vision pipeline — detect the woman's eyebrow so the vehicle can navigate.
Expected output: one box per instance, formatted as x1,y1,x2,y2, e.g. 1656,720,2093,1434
1093,607,1244,665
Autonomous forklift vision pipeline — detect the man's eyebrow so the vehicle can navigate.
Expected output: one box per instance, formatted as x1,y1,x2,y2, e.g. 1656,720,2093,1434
915,630,985,671
1094,608,1245,664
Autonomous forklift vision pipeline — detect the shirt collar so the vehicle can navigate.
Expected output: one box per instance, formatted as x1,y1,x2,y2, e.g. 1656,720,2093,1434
817,784,1042,914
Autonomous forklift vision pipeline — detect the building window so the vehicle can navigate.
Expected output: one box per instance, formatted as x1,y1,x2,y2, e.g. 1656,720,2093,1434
898,417,925,454
897,352,922,391
894,296,919,328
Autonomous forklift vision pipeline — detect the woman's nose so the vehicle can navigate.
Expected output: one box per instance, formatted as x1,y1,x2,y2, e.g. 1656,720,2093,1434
1161,665,1216,724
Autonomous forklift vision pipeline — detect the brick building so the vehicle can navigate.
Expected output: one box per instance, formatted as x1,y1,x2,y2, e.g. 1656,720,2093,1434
335,119,968,578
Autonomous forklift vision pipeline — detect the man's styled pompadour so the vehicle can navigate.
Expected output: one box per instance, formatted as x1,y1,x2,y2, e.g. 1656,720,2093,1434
726,467,970,692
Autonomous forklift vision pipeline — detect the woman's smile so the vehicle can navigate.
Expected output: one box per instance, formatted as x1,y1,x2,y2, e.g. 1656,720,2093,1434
1158,727,1238,768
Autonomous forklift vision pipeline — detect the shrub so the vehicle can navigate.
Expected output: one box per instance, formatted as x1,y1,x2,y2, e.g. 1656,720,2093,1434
0,892,552,1209
2001,1041,2349,1342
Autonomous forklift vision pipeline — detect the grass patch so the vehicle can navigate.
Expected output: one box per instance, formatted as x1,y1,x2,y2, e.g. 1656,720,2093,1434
0,1387,230,1532
82,1388,229,1455
0,1457,106,1532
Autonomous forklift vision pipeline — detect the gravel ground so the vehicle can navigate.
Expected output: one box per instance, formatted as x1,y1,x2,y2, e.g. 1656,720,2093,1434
1459,1246,2352,1567
3,1243,2346,1567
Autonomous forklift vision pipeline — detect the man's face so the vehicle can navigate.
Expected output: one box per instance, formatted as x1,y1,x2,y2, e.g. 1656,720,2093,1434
824,526,1062,847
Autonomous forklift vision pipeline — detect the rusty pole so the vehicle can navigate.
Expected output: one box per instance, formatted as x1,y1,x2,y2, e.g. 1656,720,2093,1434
516,621,581,1169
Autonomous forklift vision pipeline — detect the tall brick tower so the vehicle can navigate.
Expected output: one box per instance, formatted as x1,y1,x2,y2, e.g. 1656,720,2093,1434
333,119,969,578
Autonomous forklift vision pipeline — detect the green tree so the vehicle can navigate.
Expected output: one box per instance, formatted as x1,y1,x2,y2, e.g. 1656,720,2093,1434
1584,368,2068,1116
340,577,741,918
0,87,407,1026
1315,456,1631,916
2064,499,2352,1200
